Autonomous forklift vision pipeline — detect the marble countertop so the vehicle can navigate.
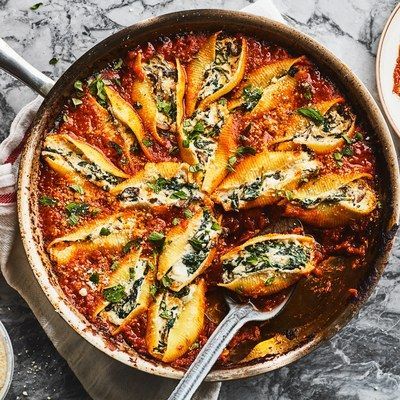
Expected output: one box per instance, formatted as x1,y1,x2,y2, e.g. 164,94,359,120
1,0,400,399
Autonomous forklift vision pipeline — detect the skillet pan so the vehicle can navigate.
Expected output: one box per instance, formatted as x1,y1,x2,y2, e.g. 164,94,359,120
0,10,399,380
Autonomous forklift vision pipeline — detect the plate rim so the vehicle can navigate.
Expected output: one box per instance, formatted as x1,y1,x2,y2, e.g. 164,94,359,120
376,1,400,139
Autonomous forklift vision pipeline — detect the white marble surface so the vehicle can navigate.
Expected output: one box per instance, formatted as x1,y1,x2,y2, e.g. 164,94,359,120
1,0,400,399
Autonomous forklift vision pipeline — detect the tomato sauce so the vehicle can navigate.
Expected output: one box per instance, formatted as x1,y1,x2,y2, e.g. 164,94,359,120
394,45,400,95
37,32,381,370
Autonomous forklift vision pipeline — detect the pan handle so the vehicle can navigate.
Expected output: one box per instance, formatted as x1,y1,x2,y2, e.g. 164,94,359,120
0,38,55,97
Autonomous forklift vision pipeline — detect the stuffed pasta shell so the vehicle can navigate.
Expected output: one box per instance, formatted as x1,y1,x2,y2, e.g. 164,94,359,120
131,53,185,144
48,212,141,264
186,33,247,115
219,234,317,297
146,279,206,363
283,171,377,227
273,98,356,154
212,151,321,211
157,208,222,291
110,162,203,209
42,133,129,191
94,247,155,334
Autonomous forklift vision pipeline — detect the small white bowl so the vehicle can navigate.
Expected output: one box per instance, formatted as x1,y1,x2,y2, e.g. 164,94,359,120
0,321,14,400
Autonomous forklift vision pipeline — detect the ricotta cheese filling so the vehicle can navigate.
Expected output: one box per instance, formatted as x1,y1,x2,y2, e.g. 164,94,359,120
222,239,311,283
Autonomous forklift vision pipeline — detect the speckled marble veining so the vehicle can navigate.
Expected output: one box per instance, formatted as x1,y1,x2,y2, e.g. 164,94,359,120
1,0,400,399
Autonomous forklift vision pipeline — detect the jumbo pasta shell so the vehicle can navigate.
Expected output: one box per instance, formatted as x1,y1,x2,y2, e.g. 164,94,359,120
43,134,129,191
185,33,219,116
218,234,317,297
48,212,141,264
212,151,321,211
157,209,221,291
94,248,156,335
110,162,203,209
201,114,238,194
104,86,155,160
250,75,297,117
239,334,296,364
197,38,248,112
229,57,303,110
146,279,206,363
283,173,377,227
272,98,356,154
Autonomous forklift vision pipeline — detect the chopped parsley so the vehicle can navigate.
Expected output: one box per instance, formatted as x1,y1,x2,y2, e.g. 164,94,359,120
100,227,111,236
89,272,100,284
227,156,237,172
183,209,193,219
297,107,324,125
49,57,58,65
39,195,57,206
65,202,89,225
74,80,83,91
148,232,165,242
142,138,153,147
71,98,82,106
103,284,126,303
236,146,256,156
69,184,84,195
114,58,123,70
172,218,181,226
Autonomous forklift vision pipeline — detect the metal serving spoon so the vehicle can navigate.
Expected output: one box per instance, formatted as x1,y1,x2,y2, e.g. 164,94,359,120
168,218,302,400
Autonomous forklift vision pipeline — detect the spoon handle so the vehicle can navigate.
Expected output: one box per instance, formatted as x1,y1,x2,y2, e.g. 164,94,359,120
167,304,252,400
0,38,54,96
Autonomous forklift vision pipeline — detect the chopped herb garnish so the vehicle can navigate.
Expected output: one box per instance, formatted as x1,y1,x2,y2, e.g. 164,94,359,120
183,209,193,219
149,284,158,298
333,152,342,161
100,227,111,236
91,207,101,216
161,275,172,288
110,261,119,271
72,98,82,106
172,218,180,226
342,146,353,157
211,221,221,231
157,100,172,116
142,138,153,147
355,132,363,141
170,190,188,200
235,146,256,156
265,276,275,285
65,202,89,225
69,184,84,195
30,2,43,10
89,272,100,284
122,239,141,254
109,141,123,156
342,134,352,144
103,284,126,303
148,232,165,242
39,195,57,206
74,80,83,91
227,156,237,172
182,139,190,148
49,57,58,65
114,58,123,70
297,107,324,125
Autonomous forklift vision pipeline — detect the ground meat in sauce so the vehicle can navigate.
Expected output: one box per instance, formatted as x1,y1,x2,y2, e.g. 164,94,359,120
37,32,381,370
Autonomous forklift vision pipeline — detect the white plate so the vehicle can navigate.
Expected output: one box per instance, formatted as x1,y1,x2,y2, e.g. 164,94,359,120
377,3,400,138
